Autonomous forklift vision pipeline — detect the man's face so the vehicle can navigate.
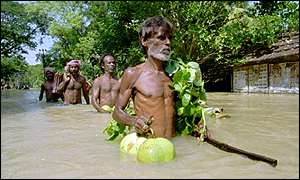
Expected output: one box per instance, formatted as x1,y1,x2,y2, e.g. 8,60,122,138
144,26,171,62
69,65,80,75
102,55,116,73
45,71,54,80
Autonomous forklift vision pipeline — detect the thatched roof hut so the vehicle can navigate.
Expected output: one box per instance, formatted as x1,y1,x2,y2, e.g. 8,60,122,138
242,31,299,66
233,31,299,93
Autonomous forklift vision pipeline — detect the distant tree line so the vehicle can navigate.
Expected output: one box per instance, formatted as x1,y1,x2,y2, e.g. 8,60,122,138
1,1,298,89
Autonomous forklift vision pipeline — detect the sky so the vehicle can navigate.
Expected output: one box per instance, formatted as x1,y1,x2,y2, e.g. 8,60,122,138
17,1,54,65
22,35,55,65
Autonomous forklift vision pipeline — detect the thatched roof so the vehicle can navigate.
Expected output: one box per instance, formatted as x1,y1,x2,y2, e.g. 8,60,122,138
240,31,299,66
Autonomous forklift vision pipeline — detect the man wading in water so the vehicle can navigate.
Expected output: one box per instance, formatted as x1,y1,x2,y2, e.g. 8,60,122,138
39,67,64,102
113,16,175,139
91,54,121,112
58,60,91,105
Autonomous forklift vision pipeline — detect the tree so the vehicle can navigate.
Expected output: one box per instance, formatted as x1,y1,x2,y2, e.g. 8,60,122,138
1,56,28,86
1,1,50,58
18,1,298,89
1,1,51,87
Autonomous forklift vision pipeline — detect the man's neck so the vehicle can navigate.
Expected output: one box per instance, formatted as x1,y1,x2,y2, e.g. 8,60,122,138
147,58,164,72
47,79,54,82
104,72,113,78
71,73,79,79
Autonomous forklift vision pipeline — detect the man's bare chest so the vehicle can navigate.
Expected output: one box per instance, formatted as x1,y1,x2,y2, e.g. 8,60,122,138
101,79,119,92
45,81,56,90
134,71,173,98
67,78,83,90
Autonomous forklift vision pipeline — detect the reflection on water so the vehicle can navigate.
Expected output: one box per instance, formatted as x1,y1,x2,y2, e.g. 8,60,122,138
1,90,299,178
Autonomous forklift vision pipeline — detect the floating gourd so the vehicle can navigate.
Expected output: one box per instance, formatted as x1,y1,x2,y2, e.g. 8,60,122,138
101,105,114,112
120,133,147,155
137,137,176,163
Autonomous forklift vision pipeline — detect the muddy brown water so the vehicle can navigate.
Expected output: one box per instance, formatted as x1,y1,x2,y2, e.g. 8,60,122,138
1,89,299,178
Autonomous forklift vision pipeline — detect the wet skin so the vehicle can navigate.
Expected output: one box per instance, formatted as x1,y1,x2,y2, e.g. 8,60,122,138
91,55,121,112
113,26,176,139
39,70,63,102
58,64,90,105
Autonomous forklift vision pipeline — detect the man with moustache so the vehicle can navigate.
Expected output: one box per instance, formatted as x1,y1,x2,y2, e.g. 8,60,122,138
112,16,175,139
91,54,121,112
58,60,90,105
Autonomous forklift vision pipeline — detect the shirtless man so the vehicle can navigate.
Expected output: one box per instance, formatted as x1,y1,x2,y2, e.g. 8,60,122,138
112,16,175,139
91,54,121,112
58,60,90,105
39,67,64,102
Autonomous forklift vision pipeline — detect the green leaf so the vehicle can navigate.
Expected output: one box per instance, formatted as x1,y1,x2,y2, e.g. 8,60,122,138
106,132,119,141
178,107,185,116
173,70,183,84
182,93,191,107
188,69,197,83
182,126,191,135
187,62,200,69
165,60,180,76
174,83,182,92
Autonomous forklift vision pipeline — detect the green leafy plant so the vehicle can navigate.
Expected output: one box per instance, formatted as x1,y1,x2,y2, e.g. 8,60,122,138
104,60,223,142
103,101,135,141
166,58,209,142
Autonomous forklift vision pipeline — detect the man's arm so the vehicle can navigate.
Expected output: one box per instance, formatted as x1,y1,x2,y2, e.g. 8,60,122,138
57,75,70,93
82,78,90,104
39,84,45,101
112,68,148,134
54,73,63,92
91,78,104,112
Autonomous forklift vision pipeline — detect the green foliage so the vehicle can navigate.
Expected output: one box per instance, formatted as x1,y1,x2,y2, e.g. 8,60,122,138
24,64,44,88
1,1,50,58
104,118,130,141
166,59,208,142
22,1,296,142
1,1,50,86
1,57,44,89
2,1,298,90
103,101,135,141
1,56,28,82
168,1,229,63
104,60,224,142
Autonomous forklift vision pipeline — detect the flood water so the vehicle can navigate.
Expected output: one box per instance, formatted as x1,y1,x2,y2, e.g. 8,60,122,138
1,89,299,178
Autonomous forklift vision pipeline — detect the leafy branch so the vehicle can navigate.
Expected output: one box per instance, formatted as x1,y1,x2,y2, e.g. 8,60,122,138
103,101,135,141
166,58,220,142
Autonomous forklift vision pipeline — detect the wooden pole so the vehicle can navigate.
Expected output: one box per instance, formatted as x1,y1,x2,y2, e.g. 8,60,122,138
204,137,278,167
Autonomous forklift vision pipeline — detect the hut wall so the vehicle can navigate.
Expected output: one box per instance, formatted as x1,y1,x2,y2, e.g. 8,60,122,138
233,61,299,94
269,62,299,93
233,66,248,93
248,64,268,93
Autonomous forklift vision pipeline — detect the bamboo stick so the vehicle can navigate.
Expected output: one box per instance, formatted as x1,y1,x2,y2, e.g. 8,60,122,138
204,137,278,167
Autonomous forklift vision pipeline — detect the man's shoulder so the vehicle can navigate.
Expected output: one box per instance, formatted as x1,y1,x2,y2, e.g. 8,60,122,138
111,76,120,82
93,76,103,85
55,72,63,77
121,63,145,87
78,75,87,81
94,75,103,81
124,63,145,76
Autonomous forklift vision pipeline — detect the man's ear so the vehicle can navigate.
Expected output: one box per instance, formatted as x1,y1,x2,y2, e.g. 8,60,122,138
101,63,105,70
140,36,147,47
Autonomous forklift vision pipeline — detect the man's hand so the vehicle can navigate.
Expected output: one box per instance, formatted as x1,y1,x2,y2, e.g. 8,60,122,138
63,73,71,82
65,75,71,81
133,116,150,134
